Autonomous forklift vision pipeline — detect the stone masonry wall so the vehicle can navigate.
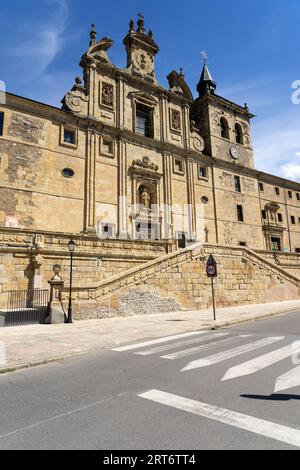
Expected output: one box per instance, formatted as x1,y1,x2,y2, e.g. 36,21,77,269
0,228,170,308
80,244,300,315
145,248,299,310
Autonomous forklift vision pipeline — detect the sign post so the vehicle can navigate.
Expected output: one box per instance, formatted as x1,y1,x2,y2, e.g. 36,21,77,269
206,254,217,321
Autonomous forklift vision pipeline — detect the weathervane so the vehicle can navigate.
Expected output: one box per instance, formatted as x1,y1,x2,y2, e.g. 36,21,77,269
201,49,208,64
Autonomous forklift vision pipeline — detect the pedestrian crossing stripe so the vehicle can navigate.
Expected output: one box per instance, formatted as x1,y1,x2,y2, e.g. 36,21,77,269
222,343,300,381
161,335,251,360
111,331,206,352
134,332,229,356
274,365,300,393
112,332,300,393
181,336,284,372
139,390,300,448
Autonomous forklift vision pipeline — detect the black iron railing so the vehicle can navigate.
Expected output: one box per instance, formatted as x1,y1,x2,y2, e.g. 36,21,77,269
3,289,49,327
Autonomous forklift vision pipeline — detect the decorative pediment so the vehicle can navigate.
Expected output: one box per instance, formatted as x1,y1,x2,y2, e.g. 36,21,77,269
128,91,159,108
80,26,114,69
61,77,88,114
129,156,162,180
167,70,193,101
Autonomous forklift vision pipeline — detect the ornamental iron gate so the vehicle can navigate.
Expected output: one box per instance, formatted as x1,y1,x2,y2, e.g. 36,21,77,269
3,289,49,327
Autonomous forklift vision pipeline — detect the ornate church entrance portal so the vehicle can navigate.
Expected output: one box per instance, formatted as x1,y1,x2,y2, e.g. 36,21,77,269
129,156,162,241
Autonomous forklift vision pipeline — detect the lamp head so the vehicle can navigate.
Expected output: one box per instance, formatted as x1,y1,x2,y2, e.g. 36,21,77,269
68,239,76,253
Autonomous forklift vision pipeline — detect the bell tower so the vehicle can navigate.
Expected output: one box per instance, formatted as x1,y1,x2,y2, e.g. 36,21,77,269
191,58,255,169
123,14,159,83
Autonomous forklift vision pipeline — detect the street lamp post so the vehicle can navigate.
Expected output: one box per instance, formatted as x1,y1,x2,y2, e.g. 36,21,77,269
67,239,76,324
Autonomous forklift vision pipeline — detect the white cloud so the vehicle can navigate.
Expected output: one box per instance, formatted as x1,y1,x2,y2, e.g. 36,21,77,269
5,0,69,79
252,106,300,181
281,164,300,181
218,77,284,111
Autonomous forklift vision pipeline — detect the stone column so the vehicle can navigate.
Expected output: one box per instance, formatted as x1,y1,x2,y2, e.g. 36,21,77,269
163,153,173,240
182,104,191,150
84,130,97,233
118,139,128,238
186,159,196,241
87,64,97,117
116,74,126,129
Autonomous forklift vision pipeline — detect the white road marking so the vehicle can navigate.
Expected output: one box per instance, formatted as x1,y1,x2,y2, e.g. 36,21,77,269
161,335,251,360
274,366,300,393
135,333,229,356
111,331,206,352
182,336,284,372
139,389,300,448
222,343,300,381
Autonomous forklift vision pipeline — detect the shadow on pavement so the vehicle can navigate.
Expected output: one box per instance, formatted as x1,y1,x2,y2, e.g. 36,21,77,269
241,394,300,401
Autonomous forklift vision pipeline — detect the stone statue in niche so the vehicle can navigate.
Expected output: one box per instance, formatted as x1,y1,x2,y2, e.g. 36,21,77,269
141,188,151,210
171,110,181,131
101,83,113,107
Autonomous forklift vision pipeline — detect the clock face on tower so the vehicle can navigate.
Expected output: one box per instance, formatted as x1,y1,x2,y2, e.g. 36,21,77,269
230,145,240,160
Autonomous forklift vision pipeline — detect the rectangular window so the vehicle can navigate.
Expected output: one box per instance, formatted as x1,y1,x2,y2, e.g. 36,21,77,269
291,215,296,225
98,223,115,239
297,193,300,201
234,175,241,193
136,104,153,138
0,112,4,136
239,241,247,247
278,213,283,223
237,205,244,222
102,138,114,156
174,158,184,175
261,210,267,220
288,190,293,199
64,129,76,145
198,166,208,179
259,182,264,192
295,248,300,253
271,237,281,252
275,187,280,196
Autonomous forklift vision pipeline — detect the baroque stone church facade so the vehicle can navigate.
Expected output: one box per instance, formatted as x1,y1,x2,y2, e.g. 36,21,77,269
0,16,300,308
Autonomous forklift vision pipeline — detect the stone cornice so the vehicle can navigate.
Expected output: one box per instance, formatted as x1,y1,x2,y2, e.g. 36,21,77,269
3,94,300,190
195,93,255,120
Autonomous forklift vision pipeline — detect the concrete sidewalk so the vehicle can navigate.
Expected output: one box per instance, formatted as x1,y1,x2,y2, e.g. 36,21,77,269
0,300,300,375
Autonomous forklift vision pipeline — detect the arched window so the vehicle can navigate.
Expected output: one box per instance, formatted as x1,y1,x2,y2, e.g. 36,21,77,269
235,123,243,145
220,117,229,139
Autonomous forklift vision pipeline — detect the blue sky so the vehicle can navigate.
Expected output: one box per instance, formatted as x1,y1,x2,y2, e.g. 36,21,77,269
0,0,300,181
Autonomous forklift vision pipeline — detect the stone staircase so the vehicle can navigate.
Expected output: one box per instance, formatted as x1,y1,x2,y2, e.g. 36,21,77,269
69,243,300,313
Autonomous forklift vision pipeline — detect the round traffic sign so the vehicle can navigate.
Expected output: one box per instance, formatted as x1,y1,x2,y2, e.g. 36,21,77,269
206,265,216,276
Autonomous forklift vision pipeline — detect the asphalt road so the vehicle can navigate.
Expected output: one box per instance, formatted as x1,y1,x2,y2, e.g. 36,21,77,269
0,311,299,450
